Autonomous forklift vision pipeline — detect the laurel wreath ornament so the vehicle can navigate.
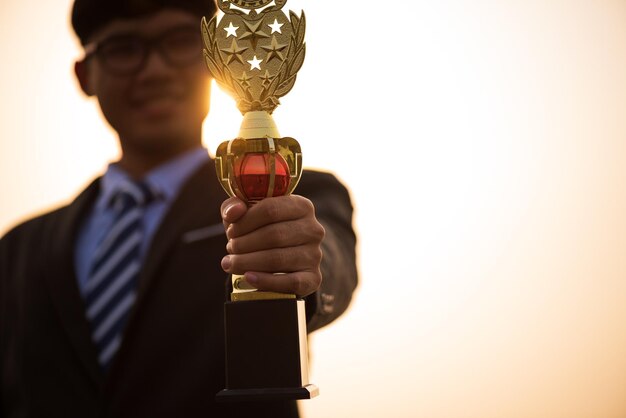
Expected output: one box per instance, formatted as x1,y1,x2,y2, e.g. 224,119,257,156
202,7,306,114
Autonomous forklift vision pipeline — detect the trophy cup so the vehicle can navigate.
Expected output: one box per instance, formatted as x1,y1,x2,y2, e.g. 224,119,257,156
202,0,318,401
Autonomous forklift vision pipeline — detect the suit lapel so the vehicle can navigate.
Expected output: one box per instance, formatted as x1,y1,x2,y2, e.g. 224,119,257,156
41,161,225,390
134,159,225,307
43,179,104,389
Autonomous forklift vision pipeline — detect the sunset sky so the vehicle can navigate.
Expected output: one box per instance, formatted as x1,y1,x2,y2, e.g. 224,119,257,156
1,1,626,417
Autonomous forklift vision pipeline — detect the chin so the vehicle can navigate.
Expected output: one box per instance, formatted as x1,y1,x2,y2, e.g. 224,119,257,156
126,127,194,154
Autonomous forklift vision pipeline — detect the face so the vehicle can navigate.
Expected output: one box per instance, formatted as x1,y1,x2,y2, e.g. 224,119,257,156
77,9,211,158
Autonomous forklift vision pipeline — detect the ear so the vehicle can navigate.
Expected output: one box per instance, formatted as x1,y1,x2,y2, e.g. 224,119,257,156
74,59,94,96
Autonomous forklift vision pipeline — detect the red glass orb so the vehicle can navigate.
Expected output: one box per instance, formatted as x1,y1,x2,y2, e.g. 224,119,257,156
234,152,290,201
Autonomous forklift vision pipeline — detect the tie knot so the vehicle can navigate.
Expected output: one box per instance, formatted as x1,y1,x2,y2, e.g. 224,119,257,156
111,181,156,211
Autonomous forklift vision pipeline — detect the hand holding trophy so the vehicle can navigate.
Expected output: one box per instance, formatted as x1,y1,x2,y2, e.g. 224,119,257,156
202,0,318,401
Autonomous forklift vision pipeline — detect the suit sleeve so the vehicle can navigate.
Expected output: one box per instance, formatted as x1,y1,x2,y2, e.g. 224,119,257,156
0,230,21,417
297,171,358,332
1,223,33,417
0,234,5,416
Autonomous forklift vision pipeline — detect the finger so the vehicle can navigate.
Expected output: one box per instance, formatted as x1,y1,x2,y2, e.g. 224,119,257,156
243,271,322,297
221,197,247,230
227,195,314,238
221,244,322,276
227,219,325,254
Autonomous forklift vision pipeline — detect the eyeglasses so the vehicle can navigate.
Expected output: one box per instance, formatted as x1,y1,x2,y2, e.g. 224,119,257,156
84,25,203,76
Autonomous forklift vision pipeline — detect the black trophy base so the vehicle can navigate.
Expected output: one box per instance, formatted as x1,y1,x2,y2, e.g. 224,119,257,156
216,384,319,402
216,298,317,402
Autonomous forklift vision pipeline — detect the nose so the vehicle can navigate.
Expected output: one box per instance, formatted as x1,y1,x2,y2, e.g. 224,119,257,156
135,48,173,81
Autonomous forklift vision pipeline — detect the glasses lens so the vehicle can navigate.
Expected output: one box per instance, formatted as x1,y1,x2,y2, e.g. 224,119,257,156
160,27,203,66
98,36,145,75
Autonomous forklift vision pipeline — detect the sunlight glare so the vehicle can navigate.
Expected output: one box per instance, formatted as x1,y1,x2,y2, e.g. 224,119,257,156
202,80,243,154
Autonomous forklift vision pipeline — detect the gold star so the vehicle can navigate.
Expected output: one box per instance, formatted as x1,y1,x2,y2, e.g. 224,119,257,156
247,55,263,71
260,70,273,89
224,22,239,38
237,71,253,89
239,20,270,50
261,35,287,63
220,39,248,65
268,18,284,34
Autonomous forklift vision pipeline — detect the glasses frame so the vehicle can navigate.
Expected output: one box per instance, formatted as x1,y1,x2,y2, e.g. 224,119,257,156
83,24,203,76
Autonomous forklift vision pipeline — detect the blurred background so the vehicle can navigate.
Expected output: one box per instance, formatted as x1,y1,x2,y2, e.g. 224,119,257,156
1,0,626,417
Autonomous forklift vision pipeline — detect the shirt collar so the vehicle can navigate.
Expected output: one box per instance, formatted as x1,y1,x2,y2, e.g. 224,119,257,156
96,147,210,211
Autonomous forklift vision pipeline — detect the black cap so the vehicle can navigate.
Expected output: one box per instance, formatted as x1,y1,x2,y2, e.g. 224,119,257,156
71,0,217,44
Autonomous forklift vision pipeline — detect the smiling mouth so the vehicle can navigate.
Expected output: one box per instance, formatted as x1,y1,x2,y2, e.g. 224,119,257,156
132,94,182,118
133,91,181,105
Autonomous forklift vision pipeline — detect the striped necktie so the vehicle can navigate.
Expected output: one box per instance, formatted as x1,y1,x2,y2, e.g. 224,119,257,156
85,180,155,370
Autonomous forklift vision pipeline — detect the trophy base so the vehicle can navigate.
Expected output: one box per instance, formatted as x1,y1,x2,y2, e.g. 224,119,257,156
216,384,319,402
217,298,317,402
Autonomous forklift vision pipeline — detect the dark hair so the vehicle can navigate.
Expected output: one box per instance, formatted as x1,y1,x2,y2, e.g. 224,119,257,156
71,0,217,45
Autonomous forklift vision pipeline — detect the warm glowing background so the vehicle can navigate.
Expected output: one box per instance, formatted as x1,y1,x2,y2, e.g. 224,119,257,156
2,1,626,417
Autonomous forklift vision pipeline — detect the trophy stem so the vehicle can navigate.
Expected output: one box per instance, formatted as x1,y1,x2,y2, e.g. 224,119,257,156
238,111,280,139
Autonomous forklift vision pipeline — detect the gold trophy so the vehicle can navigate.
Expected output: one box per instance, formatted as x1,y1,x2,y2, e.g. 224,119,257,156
202,0,317,401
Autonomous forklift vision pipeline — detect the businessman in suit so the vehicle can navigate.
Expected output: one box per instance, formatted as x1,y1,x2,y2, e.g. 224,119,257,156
0,0,358,417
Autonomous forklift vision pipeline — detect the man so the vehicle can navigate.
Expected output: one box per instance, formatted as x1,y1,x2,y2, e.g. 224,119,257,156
0,0,358,416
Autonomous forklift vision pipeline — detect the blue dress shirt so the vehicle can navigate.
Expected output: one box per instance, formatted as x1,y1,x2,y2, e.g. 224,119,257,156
75,147,211,296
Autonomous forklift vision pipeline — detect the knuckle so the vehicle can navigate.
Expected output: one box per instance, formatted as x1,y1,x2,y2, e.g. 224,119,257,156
264,199,282,223
312,270,322,289
298,195,315,212
315,246,323,263
313,222,325,241
300,220,324,244
269,249,288,270
274,224,290,246
292,275,308,296
311,244,323,263
303,245,322,268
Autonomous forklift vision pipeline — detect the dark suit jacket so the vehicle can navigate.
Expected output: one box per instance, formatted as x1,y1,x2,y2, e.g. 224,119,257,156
0,160,357,418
